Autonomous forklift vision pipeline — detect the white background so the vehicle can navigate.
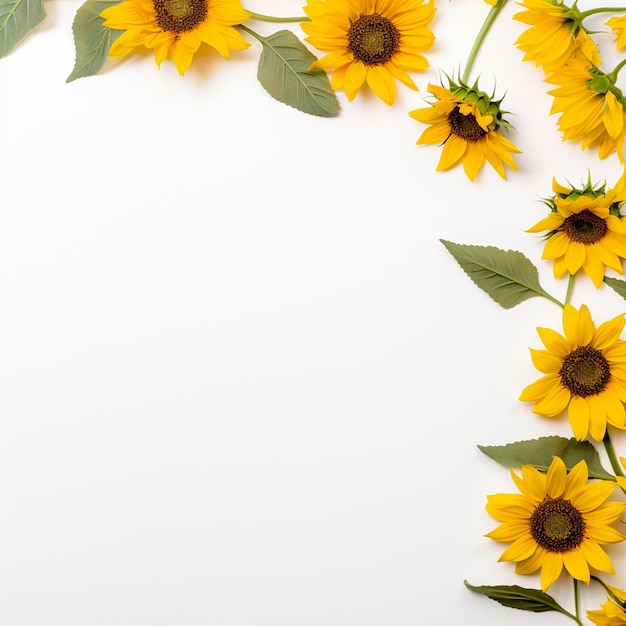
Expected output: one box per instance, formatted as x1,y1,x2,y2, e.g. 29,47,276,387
3,0,626,624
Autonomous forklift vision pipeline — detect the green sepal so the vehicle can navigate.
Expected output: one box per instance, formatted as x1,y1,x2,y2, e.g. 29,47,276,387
67,0,123,82
440,240,558,309
256,29,339,117
478,436,615,480
0,0,45,59
465,581,574,616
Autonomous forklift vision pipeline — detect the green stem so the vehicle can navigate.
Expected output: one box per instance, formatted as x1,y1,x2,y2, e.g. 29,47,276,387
564,273,575,307
245,10,309,23
603,430,625,477
236,22,265,44
462,0,509,84
580,6,626,20
606,58,626,83
592,575,626,607
573,579,583,626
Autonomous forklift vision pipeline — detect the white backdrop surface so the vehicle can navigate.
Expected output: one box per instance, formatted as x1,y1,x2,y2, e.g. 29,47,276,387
3,1,626,624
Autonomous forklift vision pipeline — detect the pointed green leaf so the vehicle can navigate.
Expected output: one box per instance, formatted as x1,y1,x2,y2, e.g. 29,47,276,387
465,581,572,616
440,240,559,309
0,0,45,58
605,276,626,300
67,0,122,82
256,29,339,117
478,436,615,480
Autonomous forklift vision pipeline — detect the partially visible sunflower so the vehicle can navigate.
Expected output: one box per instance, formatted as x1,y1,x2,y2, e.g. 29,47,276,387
546,57,626,162
101,0,251,76
588,585,626,625
486,456,626,592
527,175,626,287
409,78,520,180
301,0,436,105
514,0,601,73
519,304,626,441
607,15,626,50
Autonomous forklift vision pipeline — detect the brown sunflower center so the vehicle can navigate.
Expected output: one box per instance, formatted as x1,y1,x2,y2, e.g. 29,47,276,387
154,0,208,34
530,497,585,552
559,345,610,397
448,106,487,141
562,209,608,244
346,13,400,65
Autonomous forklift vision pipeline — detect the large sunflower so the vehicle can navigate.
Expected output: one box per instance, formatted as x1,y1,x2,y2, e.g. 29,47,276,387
409,81,520,180
527,176,626,288
301,0,436,105
101,0,251,76
486,456,626,592
546,57,626,162
587,586,626,626
514,0,601,73
519,304,626,441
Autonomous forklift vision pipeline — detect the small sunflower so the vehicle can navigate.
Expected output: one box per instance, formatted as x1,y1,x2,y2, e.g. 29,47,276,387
519,304,626,441
527,175,626,288
546,57,626,162
101,0,251,76
588,586,626,626
486,456,626,592
514,0,601,73
409,79,520,180
607,15,626,51
301,0,436,105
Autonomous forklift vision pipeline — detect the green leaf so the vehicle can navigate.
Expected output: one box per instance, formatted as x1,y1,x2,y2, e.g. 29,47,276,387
604,276,626,300
0,0,45,59
256,29,339,117
67,0,122,83
465,581,572,616
478,436,615,480
440,240,559,309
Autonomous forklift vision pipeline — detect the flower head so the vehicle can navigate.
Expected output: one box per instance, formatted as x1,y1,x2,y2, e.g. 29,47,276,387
607,15,626,51
514,0,601,73
587,586,626,625
486,456,626,591
301,0,435,105
408,78,520,180
519,304,626,441
527,175,626,287
546,57,626,162
101,0,251,76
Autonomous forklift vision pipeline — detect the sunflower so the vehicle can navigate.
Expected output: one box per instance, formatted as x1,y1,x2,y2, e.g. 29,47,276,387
486,456,626,592
527,176,626,288
519,304,626,441
300,0,435,105
607,15,626,51
514,0,601,73
101,0,251,76
588,586,626,626
546,57,626,162
409,80,520,180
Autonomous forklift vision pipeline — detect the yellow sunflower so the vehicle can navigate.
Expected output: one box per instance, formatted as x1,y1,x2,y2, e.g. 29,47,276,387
607,15,626,50
300,0,436,105
101,0,251,75
486,456,626,592
527,176,626,288
588,586,626,626
519,304,626,441
409,81,520,180
546,57,626,162
514,0,601,73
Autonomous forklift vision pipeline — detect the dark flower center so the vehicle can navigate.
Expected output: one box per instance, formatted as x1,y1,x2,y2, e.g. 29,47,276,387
560,345,610,397
154,0,207,34
562,209,608,244
530,497,586,552
447,106,488,141
346,13,400,65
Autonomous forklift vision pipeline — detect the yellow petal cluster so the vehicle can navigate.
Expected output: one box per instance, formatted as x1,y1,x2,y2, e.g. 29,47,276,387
588,585,626,625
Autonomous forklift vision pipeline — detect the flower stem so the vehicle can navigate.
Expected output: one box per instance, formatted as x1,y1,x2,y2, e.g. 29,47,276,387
604,430,625,477
564,273,575,307
462,0,509,84
573,579,583,626
580,6,626,20
245,10,310,23
607,58,626,83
